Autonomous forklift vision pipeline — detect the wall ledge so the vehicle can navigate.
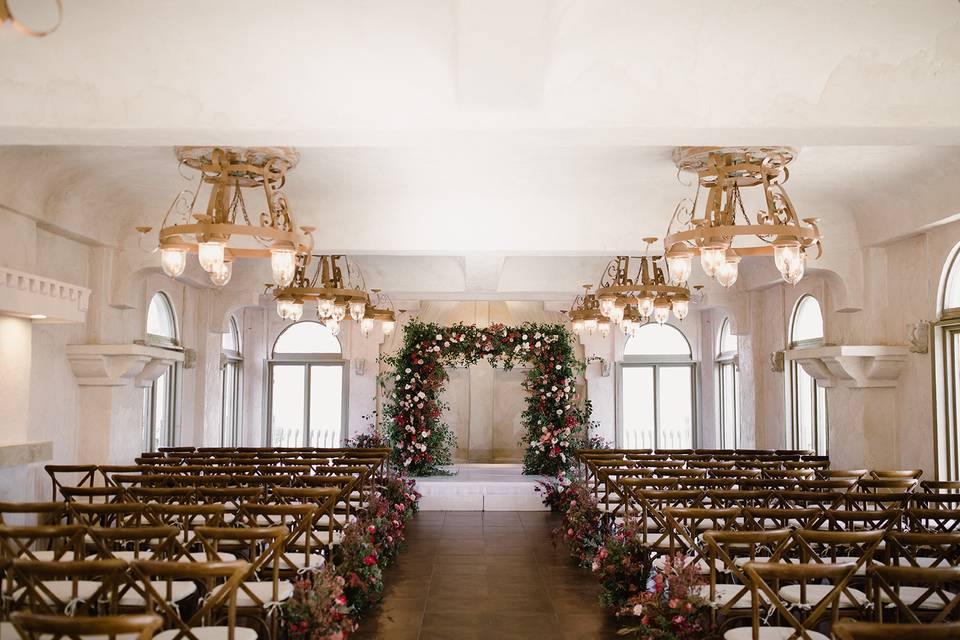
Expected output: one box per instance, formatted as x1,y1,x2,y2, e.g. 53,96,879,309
0,267,90,323
784,345,910,389
0,441,53,469
66,343,185,387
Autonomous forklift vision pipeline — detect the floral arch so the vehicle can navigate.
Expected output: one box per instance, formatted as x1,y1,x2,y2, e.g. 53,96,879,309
381,321,589,476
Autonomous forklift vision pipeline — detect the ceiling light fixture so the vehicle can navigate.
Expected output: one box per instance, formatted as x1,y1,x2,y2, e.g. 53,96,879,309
137,147,313,289
664,147,822,288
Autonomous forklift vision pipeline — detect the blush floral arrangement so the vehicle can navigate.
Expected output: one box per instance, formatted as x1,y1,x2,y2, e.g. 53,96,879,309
380,320,588,476
535,473,575,513
281,471,422,640
618,553,717,640
344,414,388,449
591,519,654,613
551,479,606,567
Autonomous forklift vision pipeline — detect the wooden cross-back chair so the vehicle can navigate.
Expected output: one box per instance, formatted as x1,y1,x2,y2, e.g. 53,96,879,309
44,465,98,502
270,487,343,547
706,490,771,510
702,528,795,627
67,502,149,530
127,486,197,505
0,524,86,563
741,507,821,532
738,561,860,640
663,506,741,574
11,612,163,640
771,490,844,511
868,565,960,624
0,502,66,527
905,508,960,534
59,486,126,505
129,560,252,640
885,531,960,570
144,503,228,563
192,526,289,640
7,559,127,617
792,528,886,589
632,489,704,550
236,503,325,573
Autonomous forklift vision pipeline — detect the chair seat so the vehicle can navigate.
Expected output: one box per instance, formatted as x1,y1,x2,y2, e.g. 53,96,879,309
284,552,325,569
120,580,197,606
711,583,769,609
0,621,141,640
725,626,830,640
316,514,358,527
879,585,958,609
779,583,869,608
14,580,102,604
314,530,345,546
652,555,716,574
155,627,258,640
235,580,294,608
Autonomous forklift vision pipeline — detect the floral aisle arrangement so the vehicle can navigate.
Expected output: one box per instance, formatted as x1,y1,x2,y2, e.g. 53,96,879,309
551,479,606,567
535,474,575,513
281,472,422,640
591,519,654,613
381,320,588,476
618,553,717,639
344,414,388,449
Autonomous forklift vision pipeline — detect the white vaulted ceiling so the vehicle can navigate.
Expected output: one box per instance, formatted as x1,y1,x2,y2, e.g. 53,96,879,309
1,1,959,305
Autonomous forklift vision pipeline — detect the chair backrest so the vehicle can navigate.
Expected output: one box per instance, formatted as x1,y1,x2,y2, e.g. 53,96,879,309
832,619,960,640
869,565,960,624
702,528,794,616
11,612,163,640
192,526,287,605
9,559,128,616
0,524,86,562
0,502,67,527
872,469,923,480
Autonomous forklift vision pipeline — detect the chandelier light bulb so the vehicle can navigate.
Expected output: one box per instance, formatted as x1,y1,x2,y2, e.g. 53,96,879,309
349,300,366,323
672,299,689,321
333,302,347,322
317,297,335,319
637,295,655,318
783,255,806,285
585,318,598,335
666,245,694,285
598,296,616,317
715,253,741,288
209,258,233,287
381,319,396,336
620,318,634,335
609,303,625,325
653,305,670,326
598,320,611,339
160,247,187,278
572,319,585,335
700,245,727,278
270,247,297,287
360,317,375,337
324,317,341,336
198,241,226,273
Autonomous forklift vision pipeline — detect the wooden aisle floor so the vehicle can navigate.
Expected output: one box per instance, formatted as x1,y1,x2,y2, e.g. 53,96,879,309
352,511,623,640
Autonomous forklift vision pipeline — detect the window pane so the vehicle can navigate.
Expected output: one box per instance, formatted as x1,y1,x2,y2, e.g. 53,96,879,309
221,363,236,446
309,365,344,447
624,324,691,357
945,253,960,311
153,369,169,450
273,321,341,355
222,317,240,352
147,293,177,339
796,366,814,451
271,366,306,447
718,319,737,355
658,367,693,449
816,383,828,455
720,362,737,448
791,296,823,343
622,366,655,449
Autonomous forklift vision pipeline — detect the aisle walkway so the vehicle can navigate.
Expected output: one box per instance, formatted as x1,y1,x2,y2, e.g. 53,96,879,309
352,511,623,640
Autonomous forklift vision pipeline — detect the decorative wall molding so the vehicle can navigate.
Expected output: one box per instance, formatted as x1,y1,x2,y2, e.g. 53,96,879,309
66,344,185,387
907,320,931,354
0,441,53,469
0,266,91,323
784,345,910,389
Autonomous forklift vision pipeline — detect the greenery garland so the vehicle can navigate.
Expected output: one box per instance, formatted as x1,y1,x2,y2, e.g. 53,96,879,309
380,320,588,476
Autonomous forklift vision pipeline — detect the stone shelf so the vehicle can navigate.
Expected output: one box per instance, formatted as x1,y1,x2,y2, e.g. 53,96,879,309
784,345,911,389
0,441,53,469
66,343,185,387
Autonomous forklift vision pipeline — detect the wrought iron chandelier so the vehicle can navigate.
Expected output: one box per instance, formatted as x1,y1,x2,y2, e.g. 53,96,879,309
595,238,698,334
271,255,395,338
138,147,313,289
664,147,822,288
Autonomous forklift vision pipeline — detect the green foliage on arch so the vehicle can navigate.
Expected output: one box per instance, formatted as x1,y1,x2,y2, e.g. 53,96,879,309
380,320,589,476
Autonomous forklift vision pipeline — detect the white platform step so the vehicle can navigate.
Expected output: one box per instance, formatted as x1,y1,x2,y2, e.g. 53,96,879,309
415,464,550,511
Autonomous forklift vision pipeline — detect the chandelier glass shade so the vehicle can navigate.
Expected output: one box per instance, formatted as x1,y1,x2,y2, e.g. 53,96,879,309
138,147,314,289
664,147,822,288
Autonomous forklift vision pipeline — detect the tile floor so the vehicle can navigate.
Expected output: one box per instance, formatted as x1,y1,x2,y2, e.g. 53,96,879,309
352,510,624,640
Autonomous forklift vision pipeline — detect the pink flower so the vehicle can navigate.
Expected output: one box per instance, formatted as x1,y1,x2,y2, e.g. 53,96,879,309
668,599,679,609
632,604,644,617
335,594,347,606
367,525,376,534
363,554,377,566
672,615,685,625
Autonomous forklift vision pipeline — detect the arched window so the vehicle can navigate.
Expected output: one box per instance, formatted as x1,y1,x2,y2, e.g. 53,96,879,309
787,295,827,455
142,292,181,451
267,322,346,447
221,316,242,447
935,243,960,479
619,323,697,451
716,318,740,449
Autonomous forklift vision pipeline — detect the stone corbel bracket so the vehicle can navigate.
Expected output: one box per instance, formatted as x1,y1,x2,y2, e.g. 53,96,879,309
784,345,910,389
66,344,185,387
0,266,91,323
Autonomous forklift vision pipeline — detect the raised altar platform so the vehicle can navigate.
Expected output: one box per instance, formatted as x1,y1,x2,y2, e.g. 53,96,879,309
415,463,550,511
